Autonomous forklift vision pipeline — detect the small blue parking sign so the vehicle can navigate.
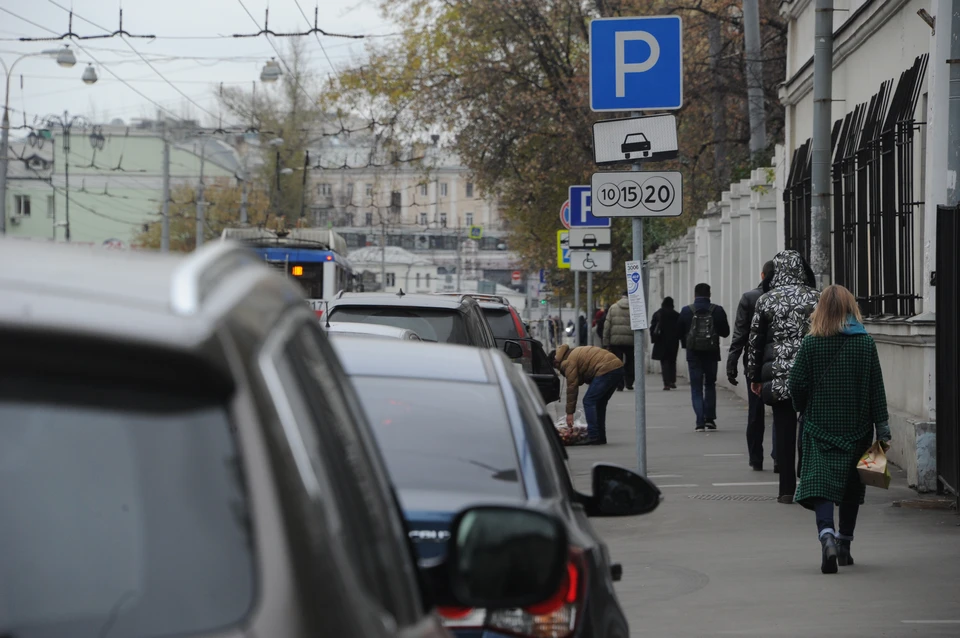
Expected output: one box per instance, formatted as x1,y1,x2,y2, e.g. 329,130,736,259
590,16,683,112
568,185,612,228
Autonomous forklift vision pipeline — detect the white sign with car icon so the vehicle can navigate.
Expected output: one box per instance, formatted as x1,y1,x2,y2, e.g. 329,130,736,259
593,114,679,166
569,228,612,250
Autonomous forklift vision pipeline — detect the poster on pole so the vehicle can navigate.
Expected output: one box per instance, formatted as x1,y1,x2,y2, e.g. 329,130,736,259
625,260,648,330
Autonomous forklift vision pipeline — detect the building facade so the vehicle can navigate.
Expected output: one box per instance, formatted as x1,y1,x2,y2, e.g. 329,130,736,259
307,132,523,291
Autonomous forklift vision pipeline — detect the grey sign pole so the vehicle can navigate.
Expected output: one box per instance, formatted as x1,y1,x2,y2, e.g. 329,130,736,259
586,271,594,346
632,113,647,477
573,270,580,345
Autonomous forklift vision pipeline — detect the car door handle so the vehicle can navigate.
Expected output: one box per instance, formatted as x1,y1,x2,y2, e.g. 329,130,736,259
610,563,623,582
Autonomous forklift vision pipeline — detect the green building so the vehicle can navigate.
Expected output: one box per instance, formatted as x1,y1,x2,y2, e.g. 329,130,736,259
3,120,241,248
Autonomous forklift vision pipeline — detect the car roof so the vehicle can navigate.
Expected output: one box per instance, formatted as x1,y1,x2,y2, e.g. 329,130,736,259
325,322,420,339
331,292,471,310
0,238,307,352
331,338,493,384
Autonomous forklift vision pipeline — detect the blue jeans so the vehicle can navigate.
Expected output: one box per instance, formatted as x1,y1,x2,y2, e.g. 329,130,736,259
688,356,718,427
583,368,624,441
812,498,860,537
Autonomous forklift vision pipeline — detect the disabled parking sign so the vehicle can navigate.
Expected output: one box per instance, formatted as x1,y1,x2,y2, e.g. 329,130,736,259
590,16,683,112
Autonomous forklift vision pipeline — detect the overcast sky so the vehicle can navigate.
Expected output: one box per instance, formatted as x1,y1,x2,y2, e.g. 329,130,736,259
0,0,392,129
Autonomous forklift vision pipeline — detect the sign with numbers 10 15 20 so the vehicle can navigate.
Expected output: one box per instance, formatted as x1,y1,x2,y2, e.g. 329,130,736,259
591,171,684,218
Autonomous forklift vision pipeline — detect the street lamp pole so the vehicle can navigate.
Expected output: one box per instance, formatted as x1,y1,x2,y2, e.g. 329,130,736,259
44,110,90,242
0,46,87,236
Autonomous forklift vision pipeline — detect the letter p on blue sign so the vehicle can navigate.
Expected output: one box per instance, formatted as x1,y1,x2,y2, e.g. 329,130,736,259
589,16,683,112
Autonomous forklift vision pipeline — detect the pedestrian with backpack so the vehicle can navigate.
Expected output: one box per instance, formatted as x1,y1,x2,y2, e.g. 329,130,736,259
678,283,731,432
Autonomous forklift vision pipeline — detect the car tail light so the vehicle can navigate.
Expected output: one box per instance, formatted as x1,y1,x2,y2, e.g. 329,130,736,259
484,548,586,638
438,607,486,629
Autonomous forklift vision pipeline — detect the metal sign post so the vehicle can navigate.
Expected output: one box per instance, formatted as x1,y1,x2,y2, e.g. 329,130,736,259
587,272,594,345
590,15,684,477
574,271,580,345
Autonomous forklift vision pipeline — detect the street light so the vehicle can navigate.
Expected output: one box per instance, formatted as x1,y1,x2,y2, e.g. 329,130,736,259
56,46,77,68
260,58,282,83
0,48,93,235
41,111,90,242
81,65,98,85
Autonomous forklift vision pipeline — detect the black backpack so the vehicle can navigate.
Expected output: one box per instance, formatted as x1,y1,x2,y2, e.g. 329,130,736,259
686,304,719,351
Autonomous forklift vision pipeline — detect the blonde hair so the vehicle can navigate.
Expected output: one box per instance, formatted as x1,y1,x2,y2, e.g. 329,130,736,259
809,285,862,337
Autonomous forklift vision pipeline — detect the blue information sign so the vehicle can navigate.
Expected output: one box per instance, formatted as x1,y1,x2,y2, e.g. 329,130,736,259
568,185,612,228
589,16,683,112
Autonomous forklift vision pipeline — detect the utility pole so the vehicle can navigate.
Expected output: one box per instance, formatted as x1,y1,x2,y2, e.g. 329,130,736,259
51,139,56,240
239,148,249,225
574,271,580,345
380,214,386,291
299,150,309,223
240,179,248,224
809,0,835,286
456,225,462,292
949,4,960,206
632,110,648,477
195,144,206,249
742,0,768,158
41,111,88,243
161,135,170,253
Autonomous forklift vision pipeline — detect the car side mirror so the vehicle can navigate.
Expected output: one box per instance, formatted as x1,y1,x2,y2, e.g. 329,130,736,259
578,463,662,517
503,340,523,359
443,505,567,609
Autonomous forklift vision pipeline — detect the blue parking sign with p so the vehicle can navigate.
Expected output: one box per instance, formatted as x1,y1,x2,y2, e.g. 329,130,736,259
590,16,683,112
568,185,611,228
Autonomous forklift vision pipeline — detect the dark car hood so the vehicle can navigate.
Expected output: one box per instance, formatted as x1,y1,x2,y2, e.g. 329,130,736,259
400,488,525,561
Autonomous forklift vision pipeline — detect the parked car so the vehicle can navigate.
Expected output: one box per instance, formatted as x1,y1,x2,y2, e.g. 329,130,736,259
324,321,423,340
327,291,496,344
0,239,570,638
331,337,662,638
458,293,560,405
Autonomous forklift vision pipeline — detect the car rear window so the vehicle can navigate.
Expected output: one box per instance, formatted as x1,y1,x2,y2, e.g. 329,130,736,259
328,306,470,344
0,378,254,638
350,377,523,499
482,308,521,340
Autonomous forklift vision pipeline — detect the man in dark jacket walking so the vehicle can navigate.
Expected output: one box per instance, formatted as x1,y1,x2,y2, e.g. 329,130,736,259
650,297,681,390
728,260,776,471
679,283,731,432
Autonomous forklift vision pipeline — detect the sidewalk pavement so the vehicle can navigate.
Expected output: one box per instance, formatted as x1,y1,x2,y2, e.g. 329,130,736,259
558,377,960,637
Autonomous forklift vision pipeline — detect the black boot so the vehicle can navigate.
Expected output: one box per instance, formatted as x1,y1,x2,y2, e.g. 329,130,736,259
820,532,839,574
836,537,854,566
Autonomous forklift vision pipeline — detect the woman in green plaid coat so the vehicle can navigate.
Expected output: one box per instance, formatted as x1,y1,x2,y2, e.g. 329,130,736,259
789,285,890,574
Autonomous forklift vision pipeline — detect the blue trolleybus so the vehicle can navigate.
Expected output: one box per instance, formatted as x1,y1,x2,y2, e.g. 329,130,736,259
221,227,357,315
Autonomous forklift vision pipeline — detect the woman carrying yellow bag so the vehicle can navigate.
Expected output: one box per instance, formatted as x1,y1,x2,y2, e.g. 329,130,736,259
789,285,890,575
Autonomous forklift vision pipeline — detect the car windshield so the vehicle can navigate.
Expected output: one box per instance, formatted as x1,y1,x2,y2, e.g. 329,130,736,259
0,378,254,638
350,377,523,501
328,306,469,344
482,308,521,340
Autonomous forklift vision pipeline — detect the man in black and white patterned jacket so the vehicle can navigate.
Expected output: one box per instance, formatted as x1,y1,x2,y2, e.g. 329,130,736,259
746,250,820,503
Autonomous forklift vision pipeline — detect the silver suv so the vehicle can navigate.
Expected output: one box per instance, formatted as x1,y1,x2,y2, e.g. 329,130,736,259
0,240,568,638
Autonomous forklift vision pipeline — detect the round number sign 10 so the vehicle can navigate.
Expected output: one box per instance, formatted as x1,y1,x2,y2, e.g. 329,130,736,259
597,176,675,213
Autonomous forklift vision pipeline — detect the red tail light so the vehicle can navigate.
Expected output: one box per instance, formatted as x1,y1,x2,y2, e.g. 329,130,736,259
485,548,586,638
437,606,473,620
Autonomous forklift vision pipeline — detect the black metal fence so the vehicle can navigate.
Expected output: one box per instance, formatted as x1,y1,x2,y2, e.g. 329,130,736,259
784,55,928,316
783,139,811,259
936,205,960,504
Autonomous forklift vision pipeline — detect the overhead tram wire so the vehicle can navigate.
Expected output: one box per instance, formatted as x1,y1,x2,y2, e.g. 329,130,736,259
44,0,234,128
